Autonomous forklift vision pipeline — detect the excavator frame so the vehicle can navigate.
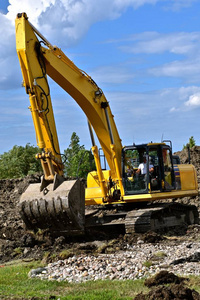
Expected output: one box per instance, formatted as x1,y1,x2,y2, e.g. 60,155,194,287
15,13,199,234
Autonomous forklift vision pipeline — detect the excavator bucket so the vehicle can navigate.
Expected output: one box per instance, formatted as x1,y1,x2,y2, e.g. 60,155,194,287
18,179,85,235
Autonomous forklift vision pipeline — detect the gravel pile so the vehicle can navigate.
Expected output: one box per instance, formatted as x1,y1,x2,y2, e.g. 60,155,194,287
29,240,200,283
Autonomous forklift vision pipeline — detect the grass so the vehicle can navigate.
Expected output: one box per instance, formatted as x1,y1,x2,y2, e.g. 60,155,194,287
1,260,200,299
0,261,148,299
187,276,200,293
154,251,167,258
142,260,153,268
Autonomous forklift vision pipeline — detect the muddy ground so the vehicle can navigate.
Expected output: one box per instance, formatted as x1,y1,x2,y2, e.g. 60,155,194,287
1,146,200,299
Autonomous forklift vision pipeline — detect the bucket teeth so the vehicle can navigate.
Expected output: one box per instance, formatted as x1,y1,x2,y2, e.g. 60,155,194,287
18,180,85,235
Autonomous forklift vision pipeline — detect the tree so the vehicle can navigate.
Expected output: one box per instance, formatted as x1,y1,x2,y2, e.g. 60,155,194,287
0,144,42,179
64,132,95,178
183,136,196,150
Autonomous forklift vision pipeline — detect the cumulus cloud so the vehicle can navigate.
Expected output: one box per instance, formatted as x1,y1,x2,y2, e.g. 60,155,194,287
0,0,163,90
132,86,200,113
178,86,200,100
7,0,56,26
167,87,200,111
4,0,197,47
4,0,160,46
185,93,200,107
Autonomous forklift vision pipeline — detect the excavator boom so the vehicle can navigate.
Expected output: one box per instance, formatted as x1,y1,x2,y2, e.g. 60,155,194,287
16,13,122,180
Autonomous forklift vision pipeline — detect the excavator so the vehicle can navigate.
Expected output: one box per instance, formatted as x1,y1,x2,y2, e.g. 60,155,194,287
15,13,199,235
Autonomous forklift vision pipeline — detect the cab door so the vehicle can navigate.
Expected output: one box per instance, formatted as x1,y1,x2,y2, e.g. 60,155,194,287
161,146,175,191
148,147,162,191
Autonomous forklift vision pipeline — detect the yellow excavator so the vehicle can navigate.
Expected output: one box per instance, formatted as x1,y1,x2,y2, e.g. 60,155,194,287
15,13,199,235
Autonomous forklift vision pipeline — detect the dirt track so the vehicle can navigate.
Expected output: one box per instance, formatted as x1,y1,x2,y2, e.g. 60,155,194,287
1,146,200,299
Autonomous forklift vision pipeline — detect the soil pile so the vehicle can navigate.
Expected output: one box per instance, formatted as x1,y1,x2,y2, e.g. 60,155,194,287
135,283,200,300
174,146,200,210
175,146,200,188
0,175,40,241
134,271,200,300
175,146,200,176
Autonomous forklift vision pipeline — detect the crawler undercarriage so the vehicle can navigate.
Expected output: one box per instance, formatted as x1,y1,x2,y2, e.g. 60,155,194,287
19,187,199,236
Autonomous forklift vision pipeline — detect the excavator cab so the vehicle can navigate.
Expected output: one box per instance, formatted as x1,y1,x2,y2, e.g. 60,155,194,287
122,143,176,195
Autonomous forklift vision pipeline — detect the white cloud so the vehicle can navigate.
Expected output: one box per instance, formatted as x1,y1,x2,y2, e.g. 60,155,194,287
5,0,160,46
170,107,179,112
120,32,200,55
185,93,200,107
0,0,164,91
119,31,200,84
177,86,200,100
114,32,198,83
150,58,200,83
166,0,198,11
7,0,56,26
167,87,200,111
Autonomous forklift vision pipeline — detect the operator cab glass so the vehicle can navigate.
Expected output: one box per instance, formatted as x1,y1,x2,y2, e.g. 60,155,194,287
122,144,175,195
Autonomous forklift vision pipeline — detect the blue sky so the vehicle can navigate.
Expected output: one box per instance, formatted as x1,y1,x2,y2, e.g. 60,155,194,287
1,0,200,155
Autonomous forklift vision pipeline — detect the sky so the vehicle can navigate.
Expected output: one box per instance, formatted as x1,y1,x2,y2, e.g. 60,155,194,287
0,0,200,155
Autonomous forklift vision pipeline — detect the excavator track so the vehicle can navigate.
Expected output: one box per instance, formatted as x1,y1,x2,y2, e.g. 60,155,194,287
18,179,85,235
125,203,199,233
84,203,199,235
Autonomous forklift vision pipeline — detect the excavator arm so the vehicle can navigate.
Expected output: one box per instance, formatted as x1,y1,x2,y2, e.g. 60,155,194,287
15,13,123,188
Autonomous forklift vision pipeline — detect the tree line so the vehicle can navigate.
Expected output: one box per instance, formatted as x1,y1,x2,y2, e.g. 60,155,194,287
0,132,95,179
0,135,196,179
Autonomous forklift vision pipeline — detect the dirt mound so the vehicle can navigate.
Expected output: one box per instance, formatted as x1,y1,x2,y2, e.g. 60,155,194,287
175,146,200,174
0,175,40,241
175,146,200,190
135,271,200,300
134,283,200,300
144,271,187,287
173,146,200,211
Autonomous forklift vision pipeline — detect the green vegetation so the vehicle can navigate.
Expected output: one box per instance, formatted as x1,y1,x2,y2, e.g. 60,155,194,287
0,262,147,300
0,143,42,179
59,249,74,259
183,136,196,150
0,132,95,179
154,251,167,258
142,260,153,268
64,132,95,178
188,276,200,293
13,247,23,256
1,261,200,299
